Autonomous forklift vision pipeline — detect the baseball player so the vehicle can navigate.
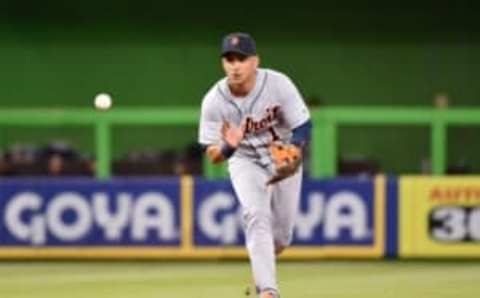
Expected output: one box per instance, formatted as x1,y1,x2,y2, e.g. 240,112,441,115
198,32,312,298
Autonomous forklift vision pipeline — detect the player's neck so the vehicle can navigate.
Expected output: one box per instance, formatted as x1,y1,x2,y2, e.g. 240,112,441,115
228,72,257,98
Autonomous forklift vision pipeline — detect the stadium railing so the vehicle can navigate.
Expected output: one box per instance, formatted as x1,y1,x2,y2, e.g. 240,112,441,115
0,107,479,179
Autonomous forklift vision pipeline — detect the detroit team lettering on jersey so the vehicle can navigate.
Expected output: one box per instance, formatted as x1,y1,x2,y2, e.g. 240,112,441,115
199,68,310,170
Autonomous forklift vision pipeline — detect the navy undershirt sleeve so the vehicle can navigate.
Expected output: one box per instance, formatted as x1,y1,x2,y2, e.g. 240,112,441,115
291,119,312,147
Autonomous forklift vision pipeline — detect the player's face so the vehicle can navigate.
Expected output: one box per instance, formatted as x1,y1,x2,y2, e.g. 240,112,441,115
222,53,259,86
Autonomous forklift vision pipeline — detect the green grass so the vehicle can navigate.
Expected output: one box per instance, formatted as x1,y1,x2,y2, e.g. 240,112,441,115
0,261,478,298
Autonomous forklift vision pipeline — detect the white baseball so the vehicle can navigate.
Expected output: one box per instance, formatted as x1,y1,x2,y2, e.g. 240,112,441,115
94,93,113,110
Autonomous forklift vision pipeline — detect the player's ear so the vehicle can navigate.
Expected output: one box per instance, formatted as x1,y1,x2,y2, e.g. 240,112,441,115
221,57,228,72
254,55,260,67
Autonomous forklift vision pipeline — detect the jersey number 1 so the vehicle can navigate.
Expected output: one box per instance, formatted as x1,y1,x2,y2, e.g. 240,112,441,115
268,127,279,142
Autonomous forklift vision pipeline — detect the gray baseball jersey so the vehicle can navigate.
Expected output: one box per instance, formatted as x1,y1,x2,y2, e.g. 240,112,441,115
198,68,310,172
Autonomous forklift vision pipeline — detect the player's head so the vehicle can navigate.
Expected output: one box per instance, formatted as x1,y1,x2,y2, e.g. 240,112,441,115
221,32,259,86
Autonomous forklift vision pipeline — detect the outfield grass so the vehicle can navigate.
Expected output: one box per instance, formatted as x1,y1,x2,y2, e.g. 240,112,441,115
0,261,478,298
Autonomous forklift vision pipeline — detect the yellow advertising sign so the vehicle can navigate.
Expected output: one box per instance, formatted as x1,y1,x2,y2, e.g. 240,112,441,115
400,176,480,258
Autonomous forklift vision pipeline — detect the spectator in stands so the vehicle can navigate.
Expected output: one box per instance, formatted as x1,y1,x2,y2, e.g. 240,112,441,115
4,144,42,175
46,153,65,176
434,92,449,109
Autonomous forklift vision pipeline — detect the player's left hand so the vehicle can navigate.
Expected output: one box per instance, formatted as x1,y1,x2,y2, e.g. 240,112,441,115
267,142,302,185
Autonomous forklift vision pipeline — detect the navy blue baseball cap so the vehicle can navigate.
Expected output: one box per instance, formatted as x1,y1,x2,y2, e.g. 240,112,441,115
221,32,257,57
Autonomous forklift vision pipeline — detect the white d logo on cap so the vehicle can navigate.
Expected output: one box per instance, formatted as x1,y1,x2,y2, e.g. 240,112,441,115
231,36,240,46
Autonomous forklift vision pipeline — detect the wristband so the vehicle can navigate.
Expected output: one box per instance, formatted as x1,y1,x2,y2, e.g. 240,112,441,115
220,143,237,159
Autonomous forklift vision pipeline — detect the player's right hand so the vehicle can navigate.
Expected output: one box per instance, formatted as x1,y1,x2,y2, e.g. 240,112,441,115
221,121,245,148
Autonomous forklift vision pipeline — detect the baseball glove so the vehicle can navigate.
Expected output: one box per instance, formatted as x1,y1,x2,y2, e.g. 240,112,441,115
267,142,302,185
